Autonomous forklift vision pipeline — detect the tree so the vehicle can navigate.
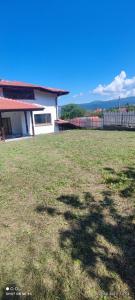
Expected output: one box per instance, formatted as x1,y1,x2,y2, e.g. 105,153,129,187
61,104,86,120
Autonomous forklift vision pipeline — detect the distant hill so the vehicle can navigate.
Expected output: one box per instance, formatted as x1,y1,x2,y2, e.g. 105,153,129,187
77,97,135,111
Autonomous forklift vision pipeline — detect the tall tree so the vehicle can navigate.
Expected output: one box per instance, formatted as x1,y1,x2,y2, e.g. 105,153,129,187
61,104,85,120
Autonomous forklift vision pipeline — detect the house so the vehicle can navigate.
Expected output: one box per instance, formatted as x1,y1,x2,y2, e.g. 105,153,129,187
0,79,69,139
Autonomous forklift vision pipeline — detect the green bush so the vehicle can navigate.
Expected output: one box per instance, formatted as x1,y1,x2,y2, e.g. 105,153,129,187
61,104,86,120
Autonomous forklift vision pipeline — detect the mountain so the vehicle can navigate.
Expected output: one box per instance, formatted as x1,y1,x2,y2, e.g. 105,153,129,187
77,97,135,111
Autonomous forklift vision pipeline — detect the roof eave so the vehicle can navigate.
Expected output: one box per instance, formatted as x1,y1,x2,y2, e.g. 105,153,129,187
32,87,69,96
0,84,69,96
0,107,44,112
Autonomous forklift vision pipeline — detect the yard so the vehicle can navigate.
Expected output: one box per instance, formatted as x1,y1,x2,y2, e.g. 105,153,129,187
0,130,135,300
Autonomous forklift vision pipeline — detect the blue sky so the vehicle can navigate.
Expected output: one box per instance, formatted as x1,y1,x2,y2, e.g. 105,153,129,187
1,0,135,105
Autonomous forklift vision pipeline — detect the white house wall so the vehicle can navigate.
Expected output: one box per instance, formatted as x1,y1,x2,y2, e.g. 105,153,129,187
34,90,57,134
21,112,27,136
21,90,58,135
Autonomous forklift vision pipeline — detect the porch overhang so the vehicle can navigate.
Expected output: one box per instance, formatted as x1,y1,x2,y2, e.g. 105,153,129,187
0,98,44,140
0,97,44,112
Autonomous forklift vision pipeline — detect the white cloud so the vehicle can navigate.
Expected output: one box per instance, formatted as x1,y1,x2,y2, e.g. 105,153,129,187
93,71,135,99
72,92,83,98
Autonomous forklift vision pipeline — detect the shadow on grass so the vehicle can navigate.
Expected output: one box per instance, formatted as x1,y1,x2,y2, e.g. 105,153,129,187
34,167,135,298
35,205,58,216
57,194,84,208
58,191,135,297
57,167,135,296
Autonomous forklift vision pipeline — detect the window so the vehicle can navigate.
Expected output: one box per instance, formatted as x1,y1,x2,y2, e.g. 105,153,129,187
34,114,52,125
3,87,35,100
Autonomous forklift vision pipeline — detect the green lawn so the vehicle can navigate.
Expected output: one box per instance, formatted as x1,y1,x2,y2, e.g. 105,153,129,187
0,130,135,300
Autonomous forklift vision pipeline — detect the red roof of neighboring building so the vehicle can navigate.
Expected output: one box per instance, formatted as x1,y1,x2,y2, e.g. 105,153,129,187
55,117,101,127
55,119,70,124
0,79,69,96
69,116,101,127
0,97,44,111
88,116,101,121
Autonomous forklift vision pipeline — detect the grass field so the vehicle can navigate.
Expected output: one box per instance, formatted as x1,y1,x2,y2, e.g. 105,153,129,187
0,130,135,300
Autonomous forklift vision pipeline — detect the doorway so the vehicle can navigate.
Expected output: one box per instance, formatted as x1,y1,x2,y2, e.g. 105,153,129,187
2,118,12,136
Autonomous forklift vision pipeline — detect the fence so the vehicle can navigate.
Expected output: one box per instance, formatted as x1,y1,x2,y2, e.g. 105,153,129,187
103,111,135,129
57,112,135,131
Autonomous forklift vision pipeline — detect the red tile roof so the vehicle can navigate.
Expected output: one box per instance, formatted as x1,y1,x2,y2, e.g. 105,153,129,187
55,119,70,124
0,80,69,96
0,97,44,111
